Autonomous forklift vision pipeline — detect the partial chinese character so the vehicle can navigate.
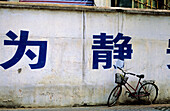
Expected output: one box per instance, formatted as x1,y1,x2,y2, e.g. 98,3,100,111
93,51,112,69
0,30,47,69
92,33,113,69
113,33,133,60
167,39,170,69
92,33,114,50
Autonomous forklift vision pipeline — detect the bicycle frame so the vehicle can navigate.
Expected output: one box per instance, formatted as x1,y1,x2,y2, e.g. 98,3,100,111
122,78,143,98
108,67,158,107
116,67,145,98
116,67,154,98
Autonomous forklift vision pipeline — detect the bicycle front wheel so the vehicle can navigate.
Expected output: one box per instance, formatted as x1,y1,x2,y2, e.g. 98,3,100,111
107,85,122,107
138,83,158,104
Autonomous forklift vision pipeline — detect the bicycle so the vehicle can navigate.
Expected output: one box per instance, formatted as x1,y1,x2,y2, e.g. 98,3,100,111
107,67,158,107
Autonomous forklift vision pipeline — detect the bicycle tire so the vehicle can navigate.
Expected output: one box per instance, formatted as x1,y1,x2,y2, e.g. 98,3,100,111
138,83,158,104
107,85,122,107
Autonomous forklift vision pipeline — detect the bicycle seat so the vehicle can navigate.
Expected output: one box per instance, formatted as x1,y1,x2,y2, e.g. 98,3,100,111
136,74,144,78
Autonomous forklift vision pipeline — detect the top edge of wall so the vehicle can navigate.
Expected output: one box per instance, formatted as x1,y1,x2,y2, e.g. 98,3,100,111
0,1,170,16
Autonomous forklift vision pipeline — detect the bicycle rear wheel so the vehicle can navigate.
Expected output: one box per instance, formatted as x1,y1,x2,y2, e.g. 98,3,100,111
138,83,158,104
107,85,122,107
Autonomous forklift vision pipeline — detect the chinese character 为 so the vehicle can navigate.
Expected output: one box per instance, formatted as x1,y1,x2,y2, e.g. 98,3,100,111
167,39,170,69
0,30,47,69
92,33,133,69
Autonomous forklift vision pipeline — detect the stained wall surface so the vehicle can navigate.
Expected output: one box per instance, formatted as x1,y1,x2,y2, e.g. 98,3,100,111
0,2,170,107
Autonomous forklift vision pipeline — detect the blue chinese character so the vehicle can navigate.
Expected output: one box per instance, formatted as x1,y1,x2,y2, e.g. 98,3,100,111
0,30,47,69
113,33,133,60
167,39,170,69
92,33,113,69
93,51,112,69
92,33,133,69
92,33,114,49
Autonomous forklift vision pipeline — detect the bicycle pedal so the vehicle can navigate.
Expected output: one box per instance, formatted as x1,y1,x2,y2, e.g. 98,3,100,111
128,94,137,99
130,96,136,99
128,92,136,97
128,93,132,97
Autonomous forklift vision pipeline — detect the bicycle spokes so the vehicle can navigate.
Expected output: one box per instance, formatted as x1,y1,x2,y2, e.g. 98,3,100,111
107,86,122,107
138,83,158,104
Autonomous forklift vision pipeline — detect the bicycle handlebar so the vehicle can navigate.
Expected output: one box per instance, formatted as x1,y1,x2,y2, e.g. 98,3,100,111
117,67,136,76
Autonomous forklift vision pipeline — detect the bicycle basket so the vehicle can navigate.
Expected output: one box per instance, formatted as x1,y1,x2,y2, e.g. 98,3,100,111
115,73,128,84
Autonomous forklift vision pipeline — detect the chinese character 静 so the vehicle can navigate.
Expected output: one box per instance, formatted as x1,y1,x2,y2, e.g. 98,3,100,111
92,33,133,69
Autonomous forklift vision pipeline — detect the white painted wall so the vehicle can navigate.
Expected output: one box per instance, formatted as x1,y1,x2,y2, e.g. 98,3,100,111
0,2,170,107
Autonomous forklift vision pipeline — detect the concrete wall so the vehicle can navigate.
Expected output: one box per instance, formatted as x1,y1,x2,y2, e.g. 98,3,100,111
0,2,170,107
